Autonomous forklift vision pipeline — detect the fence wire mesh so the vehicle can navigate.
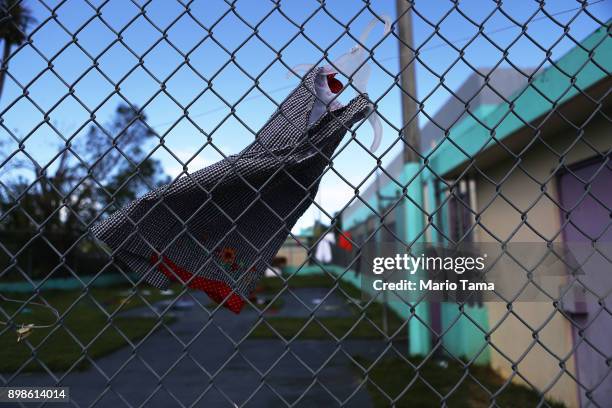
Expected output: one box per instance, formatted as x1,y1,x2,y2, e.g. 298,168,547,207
0,0,610,407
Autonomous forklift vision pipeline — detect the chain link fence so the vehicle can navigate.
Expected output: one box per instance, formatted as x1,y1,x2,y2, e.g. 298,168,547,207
0,0,610,407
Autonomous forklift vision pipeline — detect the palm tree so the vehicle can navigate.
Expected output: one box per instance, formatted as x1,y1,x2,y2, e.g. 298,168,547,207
0,0,33,101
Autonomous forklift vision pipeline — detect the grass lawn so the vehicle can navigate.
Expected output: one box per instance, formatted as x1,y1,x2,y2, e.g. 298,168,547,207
249,274,405,340
354,356,566,408
248,314,404,340
256,273,362,299
0,284,177,373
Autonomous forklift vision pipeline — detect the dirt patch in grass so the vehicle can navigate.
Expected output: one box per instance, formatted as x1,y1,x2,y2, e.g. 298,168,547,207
353,356,566,408
0,285,177,373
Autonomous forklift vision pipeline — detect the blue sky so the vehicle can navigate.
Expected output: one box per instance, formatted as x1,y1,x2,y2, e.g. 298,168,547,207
1,0,610,231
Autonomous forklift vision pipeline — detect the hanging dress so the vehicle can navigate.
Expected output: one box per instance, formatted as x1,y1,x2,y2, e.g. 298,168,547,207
91,68,370,313
91,16,391,313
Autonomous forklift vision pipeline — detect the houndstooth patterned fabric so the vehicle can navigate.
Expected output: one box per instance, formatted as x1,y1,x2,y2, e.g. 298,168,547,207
91,67,370,312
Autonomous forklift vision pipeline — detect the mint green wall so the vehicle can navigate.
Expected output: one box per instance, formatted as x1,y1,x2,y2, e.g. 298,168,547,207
440,303,490,364
402,163,431,357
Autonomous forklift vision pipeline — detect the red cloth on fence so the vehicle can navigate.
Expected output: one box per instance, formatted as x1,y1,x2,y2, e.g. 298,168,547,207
338,231,353,252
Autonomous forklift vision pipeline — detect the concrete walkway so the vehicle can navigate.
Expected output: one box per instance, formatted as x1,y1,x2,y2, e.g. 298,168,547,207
5,288,406,407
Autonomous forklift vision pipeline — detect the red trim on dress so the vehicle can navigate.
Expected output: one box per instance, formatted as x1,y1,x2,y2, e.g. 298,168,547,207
150,254,245,314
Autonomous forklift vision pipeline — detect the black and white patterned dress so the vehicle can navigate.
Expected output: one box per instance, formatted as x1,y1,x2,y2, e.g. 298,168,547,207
91,67,370,312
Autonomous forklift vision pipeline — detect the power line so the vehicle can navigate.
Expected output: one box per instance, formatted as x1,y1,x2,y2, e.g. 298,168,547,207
379,0,607,60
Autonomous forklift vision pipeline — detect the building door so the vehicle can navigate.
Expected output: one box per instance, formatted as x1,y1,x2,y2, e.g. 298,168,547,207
558,157,612,407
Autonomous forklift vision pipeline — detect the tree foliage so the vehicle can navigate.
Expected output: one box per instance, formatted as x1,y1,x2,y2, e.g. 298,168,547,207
0,104,169,278
0,0,33,45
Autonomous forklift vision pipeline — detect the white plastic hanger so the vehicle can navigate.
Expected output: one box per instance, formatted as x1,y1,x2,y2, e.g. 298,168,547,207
291,15,392,152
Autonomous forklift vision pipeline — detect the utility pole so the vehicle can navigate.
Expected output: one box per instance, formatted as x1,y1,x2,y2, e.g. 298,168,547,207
395,0,420,163
396,0,430,358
